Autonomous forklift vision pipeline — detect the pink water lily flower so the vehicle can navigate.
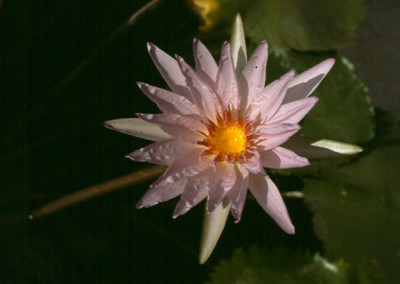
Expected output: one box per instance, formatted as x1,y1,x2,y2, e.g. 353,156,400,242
106,39,334,234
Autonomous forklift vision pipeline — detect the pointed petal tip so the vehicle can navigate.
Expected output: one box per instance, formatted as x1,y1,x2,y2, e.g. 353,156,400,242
259,40,268,48
284,69,295,80
137,81,145,88
136,200,144,209
234,13,242,21
135,113,150,120
146,42,154,52
318,58,336,74
325,58,336,66
124,154,133,160
172,207,184,219
175,55,185,65
286,224,295,235
103,120,113,129
206,202,219,215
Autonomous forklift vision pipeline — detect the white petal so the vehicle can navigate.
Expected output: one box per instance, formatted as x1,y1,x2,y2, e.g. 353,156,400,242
260,147,310,169
193,38,218,86
230,14,247,75
268,97,318,125
126,139,192,165
147,42,192,100
104,118,170,141
206,162,237,213
138,83,198,115
257,124,301,151
248,174,295,234
240,151,266,176
283,137,363,159
136,178,186,208
176,56,221,121
228,164,249,222
215,42,240,108
137,113,206,143
199,199,231,264
250,70,294,121
173,170,210,218
283,59,335,104
238,41,268,108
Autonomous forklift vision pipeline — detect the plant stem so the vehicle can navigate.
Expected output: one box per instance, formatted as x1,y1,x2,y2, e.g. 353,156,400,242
30,165,166,219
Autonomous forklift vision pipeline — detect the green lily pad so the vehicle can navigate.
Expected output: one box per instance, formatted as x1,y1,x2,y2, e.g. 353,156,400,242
207,245,349,284
244,0,366,51
325,145,400,207
304,178,400,283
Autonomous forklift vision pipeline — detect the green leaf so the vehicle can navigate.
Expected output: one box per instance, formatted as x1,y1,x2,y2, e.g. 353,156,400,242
244,0,366,51
319,112,400,206
304,178,400,283
207,245,349,284
324,145,400,208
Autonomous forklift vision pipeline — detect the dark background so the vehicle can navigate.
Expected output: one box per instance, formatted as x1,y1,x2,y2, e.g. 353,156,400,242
1,0,399,283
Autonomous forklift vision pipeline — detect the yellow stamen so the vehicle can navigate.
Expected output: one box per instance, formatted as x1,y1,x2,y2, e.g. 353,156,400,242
213,126,246,154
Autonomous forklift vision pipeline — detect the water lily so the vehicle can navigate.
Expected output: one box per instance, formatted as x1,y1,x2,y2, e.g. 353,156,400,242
105,19,334,237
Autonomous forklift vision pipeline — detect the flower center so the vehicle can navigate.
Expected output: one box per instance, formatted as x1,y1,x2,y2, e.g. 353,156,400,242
198,108,256,163
214,126,246,154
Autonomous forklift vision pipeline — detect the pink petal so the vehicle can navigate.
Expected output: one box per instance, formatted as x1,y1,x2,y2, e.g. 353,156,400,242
147,42,192,101
260,147,310,169
136,178,186,209
193,38,218,86
283,59,335,104
206,162,237,213
137,113,206,143
126,139,192,165
173,171,210,218
250,70,294,121
152,147,211,189
248,174,295,234
257,124,301,151
241,151,266,176
138,83,198,115
176,56,221,121
268,97,318,125
215,42,240,108
238,41,268,108
228,164,249,222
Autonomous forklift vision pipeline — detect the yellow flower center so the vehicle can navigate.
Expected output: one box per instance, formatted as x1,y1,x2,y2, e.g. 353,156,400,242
213,126,246,154
198,108,253,163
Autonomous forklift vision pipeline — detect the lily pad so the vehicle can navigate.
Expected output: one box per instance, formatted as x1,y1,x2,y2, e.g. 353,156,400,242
244,0,366,51
207,245,349,284
326,145,400,207
304,178,400,283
